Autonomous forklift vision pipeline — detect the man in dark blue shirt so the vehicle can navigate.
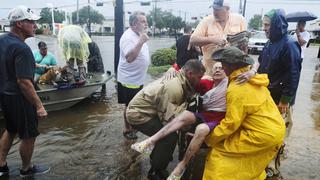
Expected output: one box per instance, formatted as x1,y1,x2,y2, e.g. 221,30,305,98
0,5,49,178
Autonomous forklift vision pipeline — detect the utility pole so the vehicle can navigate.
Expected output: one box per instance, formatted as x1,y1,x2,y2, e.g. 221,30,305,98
70,12,73,24
152,0,157,37
114,0,124,75
77,0,79,24
239,0,243,15
88,0,91,36
47,3,55,35
242,0,247,17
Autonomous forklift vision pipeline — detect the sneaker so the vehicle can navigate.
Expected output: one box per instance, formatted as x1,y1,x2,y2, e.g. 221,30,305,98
0,164,9,177
20,164,50,177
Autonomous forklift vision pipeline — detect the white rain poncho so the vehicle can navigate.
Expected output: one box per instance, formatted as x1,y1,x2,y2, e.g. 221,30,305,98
58,25,92,62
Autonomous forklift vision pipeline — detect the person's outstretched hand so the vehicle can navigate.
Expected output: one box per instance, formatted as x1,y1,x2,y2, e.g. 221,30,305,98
236,69,256,84
278,101,289,114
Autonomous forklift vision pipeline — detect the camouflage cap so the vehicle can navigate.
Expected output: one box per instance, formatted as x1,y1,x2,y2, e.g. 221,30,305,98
227,31,250,47
211,46,254,65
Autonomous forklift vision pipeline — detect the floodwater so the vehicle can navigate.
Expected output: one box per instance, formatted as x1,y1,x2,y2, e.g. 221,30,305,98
0,36,319,179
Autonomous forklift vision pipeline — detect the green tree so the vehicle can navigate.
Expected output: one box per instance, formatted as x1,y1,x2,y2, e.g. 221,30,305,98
186,21,199,29
38,8,65,24
71,6,105,25
147,8,185,35
248,14,263,30
168,16,185,33
147,8,165,31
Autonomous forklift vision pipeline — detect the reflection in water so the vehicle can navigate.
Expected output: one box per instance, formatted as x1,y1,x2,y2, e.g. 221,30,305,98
0,36,176,179
311,63,320,130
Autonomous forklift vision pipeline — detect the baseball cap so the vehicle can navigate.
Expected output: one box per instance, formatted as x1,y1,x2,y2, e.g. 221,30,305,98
8,5,41,22
227,31,250,48
212,46,254,65
210,0,230,9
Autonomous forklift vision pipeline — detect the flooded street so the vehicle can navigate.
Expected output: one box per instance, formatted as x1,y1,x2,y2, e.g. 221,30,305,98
0,36,319,179
280,46,320,180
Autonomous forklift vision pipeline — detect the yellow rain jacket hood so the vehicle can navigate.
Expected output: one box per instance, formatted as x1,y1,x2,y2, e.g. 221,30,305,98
203,67,286,180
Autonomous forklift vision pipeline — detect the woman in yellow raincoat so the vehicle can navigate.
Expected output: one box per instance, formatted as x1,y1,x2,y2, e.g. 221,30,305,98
203,47,286,180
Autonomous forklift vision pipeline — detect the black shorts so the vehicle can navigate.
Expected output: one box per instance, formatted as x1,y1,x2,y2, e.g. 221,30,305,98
0,94,39,139
117,82,143,106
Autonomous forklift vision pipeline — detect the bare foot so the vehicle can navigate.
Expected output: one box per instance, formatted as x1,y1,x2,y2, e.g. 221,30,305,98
170,162,186,178
131,139,154,155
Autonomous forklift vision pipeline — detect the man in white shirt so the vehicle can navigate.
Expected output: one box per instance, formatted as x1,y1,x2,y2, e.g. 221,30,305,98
294,20,310,61
117,11,149,140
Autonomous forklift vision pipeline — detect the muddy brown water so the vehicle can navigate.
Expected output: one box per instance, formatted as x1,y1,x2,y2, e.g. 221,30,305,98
0,37,319,179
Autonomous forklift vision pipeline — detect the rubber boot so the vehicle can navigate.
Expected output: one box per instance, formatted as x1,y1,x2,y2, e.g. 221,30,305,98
66,65,76,84
78,66,87,83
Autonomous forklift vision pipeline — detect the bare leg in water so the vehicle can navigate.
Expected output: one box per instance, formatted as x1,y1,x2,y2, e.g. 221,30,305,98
131,110,196,153
131,110,211,177
170,123,210,177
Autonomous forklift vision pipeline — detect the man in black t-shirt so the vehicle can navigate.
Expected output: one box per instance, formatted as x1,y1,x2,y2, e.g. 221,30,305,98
0,5,49,177
176,26,199,68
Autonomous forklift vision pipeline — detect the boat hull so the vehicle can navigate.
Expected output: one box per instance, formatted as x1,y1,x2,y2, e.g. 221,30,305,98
0,73,113,118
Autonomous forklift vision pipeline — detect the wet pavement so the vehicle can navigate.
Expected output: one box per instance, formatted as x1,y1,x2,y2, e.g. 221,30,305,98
280,47,320,180
0,36,319,179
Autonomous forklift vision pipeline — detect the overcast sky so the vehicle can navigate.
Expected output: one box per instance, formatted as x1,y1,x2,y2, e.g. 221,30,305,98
1,0,320,29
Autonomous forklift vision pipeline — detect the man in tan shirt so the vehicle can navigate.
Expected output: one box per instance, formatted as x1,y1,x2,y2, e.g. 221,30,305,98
190,0,247,75
127,60,205,179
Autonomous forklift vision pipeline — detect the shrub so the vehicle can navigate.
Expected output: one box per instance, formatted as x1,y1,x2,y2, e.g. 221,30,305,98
170,43,176,50
148,65,172,77
151,48,176,66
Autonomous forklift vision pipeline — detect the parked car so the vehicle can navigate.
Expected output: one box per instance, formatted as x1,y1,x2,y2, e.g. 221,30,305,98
248,31,268,54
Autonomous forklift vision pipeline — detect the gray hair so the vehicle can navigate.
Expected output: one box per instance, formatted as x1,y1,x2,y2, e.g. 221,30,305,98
129,11,145,26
